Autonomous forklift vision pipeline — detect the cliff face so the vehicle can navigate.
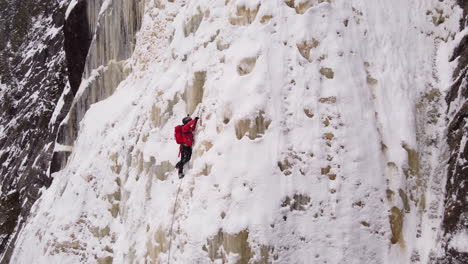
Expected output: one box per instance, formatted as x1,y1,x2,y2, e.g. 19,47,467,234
2,0,468,263
0,0,143,261
438,0,468,262
0,0,69,261
53,0,144,173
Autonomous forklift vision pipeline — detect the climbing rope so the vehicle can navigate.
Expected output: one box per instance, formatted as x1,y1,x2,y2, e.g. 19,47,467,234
167,105,203,263
167,177,183,264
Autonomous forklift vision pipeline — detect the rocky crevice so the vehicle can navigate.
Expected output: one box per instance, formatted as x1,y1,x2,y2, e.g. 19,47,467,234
49,0,93,175
64,0,92,95
54,0,144,172
437,0,468,262
0,0,71,262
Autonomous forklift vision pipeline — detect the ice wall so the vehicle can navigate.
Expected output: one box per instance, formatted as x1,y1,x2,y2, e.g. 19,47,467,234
53,0,144,172
9,0,465,263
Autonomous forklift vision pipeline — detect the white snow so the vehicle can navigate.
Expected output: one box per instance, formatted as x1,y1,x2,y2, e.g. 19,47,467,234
450,231,468,253
50,82,70,126
0,80,5,97
65,0,78,20
10,0,465,263
98,0,112,16
45,26,61,39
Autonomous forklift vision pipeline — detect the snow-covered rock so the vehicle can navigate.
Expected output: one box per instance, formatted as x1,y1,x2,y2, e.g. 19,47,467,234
4,0,468,263
435,2,468,262
0,0,70,262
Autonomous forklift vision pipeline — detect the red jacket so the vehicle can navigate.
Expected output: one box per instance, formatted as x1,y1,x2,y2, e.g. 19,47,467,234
181,119,198,147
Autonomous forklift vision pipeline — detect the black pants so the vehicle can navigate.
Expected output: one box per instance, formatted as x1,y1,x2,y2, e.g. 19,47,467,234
177,145,192,174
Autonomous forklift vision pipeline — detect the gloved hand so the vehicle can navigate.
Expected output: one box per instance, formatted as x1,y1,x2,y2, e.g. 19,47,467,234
195,117,200,120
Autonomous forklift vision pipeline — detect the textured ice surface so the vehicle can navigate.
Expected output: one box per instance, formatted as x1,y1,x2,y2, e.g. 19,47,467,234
10,0,464,263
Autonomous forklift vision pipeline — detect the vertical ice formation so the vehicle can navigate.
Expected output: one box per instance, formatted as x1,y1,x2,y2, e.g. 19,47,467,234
9,0,466,263
53,0,144,172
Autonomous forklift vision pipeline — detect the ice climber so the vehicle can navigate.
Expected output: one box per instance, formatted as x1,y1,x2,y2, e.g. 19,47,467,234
174,115,199,178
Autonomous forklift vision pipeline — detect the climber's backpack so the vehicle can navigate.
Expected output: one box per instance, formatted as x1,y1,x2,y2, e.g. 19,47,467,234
174,125,184,144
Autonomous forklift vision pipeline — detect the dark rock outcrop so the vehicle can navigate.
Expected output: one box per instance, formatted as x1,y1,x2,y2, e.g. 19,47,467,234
438,1,468,263
0,0,82,262
0,0,142,258
54,0,144,171
50,0,92,175
64,0,92,95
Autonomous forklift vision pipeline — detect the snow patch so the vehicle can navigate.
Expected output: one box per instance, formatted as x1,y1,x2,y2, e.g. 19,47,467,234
65,0,78,20
99,0,112,16
53,143,73,152
450,231,468,253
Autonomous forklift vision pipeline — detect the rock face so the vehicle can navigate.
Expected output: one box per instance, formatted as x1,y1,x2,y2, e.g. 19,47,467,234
64,0,92,95
438,1,468,262
5,0,465,263
0,0,70,262
2,0,468,263
53,0,144,172
0,0,143,261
